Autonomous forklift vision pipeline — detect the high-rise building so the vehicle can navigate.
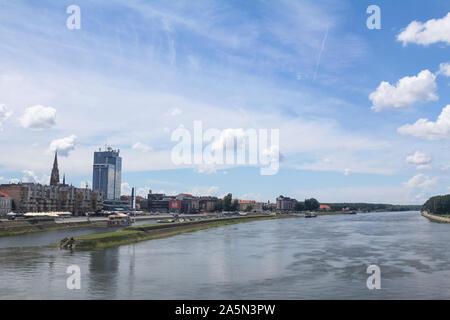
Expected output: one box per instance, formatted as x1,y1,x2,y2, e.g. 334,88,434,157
92,147,122,200
50,151,60,186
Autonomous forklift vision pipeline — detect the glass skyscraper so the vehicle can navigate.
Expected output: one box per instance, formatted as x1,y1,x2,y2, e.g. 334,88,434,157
92,147,122,200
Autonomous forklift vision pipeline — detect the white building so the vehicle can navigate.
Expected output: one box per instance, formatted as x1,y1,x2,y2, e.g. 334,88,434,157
0,191,12,216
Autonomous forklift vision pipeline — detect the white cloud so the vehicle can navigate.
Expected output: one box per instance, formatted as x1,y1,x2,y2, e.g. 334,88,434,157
397,12,450,46
344,168,351,176
188,186,219,196
49,135,77,157
406,151,432,169
136,187,150,197
121,182,132,195
21,170,49,184
132,142,153,152
0,104,12,131
9,178,20,184
404,173,438,189
398,105,450,140
20,105,56,129
211,128,257,154
369,70,438,111
438,62,450,77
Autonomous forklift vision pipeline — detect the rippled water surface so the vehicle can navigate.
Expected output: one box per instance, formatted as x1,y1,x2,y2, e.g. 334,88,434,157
1,211,450,299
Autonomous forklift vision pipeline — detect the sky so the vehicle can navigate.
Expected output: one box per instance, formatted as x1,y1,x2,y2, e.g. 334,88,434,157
0,0,449,204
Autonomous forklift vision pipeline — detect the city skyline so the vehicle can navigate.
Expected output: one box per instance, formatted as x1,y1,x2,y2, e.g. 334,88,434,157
0,1,449,204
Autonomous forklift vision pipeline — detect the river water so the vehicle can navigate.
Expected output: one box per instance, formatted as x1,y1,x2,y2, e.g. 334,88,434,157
1,211,450,299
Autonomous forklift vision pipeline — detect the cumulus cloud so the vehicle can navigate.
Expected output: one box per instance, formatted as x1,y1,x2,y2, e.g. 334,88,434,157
398,105,450,140
344,168,351,176
369,70,438,111
404,173,438,189
406,151,432,169
397,12,450,46
438,62,450,77
49,135,77,156
20,105,56,129
0,104,12,131
132,142,153,152
21,170,50,184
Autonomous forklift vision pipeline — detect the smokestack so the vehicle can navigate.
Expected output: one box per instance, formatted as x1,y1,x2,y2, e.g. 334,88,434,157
131,187,136,210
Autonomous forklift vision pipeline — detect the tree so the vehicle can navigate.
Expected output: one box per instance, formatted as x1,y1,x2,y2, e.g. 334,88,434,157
244,205,253,212
223,193,233,211
215,200,223,212
423,194,450,214
232,200,239,211
294,201,305,211
304,198,320,211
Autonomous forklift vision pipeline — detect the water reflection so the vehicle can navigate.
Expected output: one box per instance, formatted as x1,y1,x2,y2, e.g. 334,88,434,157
88,249,120,299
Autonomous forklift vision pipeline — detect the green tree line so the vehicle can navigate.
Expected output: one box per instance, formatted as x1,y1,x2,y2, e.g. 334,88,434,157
423,194,450,215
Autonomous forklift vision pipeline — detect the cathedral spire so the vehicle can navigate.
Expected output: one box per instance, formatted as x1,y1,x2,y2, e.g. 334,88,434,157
50,151,60,186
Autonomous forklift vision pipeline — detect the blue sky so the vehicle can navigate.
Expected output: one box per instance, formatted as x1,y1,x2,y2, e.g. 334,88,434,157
0,0,449,204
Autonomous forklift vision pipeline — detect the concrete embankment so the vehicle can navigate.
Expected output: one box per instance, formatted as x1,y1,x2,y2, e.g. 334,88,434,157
59,215,282,250
422,211,450,223
0,219,103,237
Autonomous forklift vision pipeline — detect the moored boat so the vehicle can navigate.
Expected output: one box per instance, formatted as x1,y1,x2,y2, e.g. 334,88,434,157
305,212,317,218
107,213,134,227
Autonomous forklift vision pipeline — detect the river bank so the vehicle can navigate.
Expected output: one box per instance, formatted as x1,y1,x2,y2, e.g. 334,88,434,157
0,219,105,238
422,211,450,223
0,213,218,238
59,215,283,250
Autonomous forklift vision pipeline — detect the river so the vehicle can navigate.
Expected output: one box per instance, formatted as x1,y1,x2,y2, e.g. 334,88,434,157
1,211,449,299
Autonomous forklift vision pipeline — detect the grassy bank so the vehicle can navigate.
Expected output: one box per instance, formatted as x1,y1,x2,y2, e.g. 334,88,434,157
61,215,281,250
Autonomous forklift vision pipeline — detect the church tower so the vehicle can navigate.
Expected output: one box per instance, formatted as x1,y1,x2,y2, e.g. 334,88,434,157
50,151,60,186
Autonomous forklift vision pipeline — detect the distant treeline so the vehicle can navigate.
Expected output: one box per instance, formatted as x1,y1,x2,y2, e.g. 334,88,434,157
423,194,450,215
323,203,421,212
